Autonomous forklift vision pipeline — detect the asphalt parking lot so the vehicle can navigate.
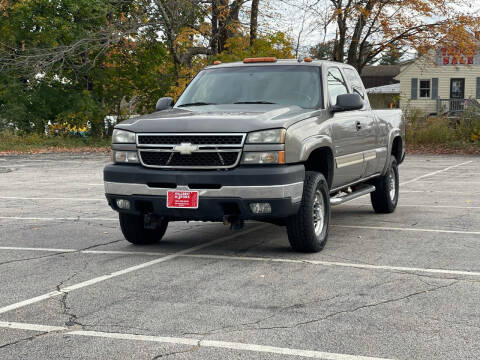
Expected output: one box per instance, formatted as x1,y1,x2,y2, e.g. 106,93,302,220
0,153,479,360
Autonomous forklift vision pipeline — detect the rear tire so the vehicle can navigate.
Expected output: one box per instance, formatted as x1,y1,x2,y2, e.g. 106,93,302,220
286,172,330,253
370,155,399,213
119,213,168,245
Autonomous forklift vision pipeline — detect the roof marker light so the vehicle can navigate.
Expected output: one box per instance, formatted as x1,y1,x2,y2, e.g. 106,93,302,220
243,57,277,63
304,57,313,62
213,60,222,65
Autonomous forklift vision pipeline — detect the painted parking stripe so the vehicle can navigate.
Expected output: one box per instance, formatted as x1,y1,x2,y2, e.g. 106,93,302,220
0,196,104,201
0,225,265,315
0,247,168,257
0,216,117,221
2,246,480,278
183,254,480,278
333,224,480,236
0,321,66,332
401,190,480,195
350,204,480,210
0,246,77,253
400,160,473,186
70,330,394,360
0,321,393,360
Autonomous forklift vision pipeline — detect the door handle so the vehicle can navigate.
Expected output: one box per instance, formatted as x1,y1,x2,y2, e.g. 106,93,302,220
355,121,362,131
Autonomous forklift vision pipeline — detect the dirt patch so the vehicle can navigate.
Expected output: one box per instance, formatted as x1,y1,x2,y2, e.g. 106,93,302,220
407,144,480,155
0,147,111,156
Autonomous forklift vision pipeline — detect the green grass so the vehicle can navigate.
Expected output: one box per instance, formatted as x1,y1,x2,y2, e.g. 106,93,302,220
0,130,111,153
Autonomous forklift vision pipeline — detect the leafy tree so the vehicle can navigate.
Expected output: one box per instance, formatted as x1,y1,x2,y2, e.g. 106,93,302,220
310,41,335,60
379,45,406,65
299,0,480,71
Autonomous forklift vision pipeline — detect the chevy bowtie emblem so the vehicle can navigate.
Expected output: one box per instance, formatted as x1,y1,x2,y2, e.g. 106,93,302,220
174,143,199,155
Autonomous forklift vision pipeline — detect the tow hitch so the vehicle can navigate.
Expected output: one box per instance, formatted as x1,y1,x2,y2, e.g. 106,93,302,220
223,215,245,230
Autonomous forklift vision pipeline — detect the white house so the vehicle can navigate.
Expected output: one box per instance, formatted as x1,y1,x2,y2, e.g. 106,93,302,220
395,34,480,114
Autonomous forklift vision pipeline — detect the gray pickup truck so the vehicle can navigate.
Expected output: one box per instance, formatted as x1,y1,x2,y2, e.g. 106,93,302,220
104,58,405,252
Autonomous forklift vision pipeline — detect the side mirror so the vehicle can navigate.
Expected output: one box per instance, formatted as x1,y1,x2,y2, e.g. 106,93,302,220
155,97,174,112
332,93,363,113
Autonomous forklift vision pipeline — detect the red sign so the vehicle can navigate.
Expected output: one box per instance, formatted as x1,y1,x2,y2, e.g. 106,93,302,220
437,47,479,66
167,191,199,209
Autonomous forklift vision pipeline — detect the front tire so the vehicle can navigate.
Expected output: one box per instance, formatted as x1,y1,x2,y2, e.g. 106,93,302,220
119,213,168,245
370,155,399,213
286,171,330,253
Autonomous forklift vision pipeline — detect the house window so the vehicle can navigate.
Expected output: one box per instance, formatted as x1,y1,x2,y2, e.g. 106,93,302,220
419,79,431,98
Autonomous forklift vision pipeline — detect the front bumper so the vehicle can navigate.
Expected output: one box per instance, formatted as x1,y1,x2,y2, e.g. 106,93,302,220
104,164,305,221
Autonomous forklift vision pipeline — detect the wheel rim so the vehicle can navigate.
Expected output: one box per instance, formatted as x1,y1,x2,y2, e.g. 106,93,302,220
313,190,325,237
388,167,396,201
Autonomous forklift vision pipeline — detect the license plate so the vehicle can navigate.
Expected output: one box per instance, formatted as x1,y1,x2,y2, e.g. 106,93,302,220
167,191,199,209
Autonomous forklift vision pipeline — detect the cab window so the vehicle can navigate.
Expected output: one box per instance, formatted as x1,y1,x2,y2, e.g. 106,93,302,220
327,67,349,106
344,68,365,99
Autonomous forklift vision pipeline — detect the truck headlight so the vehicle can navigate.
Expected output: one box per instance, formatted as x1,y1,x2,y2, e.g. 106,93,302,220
113,151,139,163
112,129,135,143
241,151,285,164
246,129,285,144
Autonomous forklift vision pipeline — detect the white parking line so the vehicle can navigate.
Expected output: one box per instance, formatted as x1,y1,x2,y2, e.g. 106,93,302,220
0,247,168,257
2,246,480,278
0,321,393,360
0,246,77,253
333,224,480,236
0,216,116,221
350,204,480,210
71,330,394,360
183,254,480,278
0,196,104,201
401,190,479,195
0,225,265,315
0,321,66,332
400,160,473,186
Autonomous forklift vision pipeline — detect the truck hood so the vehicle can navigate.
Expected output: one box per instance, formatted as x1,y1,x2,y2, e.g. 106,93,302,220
115,104,323,133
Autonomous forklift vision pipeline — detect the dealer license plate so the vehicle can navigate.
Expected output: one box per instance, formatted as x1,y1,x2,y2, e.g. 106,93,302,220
167,191,199,209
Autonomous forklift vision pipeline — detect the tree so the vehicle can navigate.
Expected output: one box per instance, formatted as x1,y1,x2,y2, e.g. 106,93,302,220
250,0,260,46
301,0,480,71
379,45,405,65
0,0,172,135
310,41,335,60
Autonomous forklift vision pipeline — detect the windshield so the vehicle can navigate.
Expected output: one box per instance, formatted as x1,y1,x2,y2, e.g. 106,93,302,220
175,65,322,109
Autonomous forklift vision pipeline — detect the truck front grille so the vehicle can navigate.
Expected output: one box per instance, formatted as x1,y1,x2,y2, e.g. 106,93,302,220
136,133,245,169
139,151,240,168
138,134,244,146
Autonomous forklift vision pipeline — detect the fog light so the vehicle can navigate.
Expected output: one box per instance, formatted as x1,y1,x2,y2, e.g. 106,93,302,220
116,199,130,210
250,202,272,214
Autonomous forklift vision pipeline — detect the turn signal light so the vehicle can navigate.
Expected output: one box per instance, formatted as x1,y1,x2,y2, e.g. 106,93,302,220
243,57,277,63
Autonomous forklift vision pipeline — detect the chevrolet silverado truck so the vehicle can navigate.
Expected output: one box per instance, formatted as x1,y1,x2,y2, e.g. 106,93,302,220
104,57,405,253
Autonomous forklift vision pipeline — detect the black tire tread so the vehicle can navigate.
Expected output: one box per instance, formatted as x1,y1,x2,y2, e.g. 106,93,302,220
370,156,399,214
286,171,330,253
119,213,168,245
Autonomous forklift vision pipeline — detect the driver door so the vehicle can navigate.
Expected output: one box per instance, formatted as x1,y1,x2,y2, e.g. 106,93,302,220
328,67,364,188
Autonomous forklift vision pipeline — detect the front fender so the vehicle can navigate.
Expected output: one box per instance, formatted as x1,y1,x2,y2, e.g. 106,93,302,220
299,135,334,162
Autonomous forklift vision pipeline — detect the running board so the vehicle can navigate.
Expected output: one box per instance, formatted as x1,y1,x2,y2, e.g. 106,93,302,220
330,185,376,206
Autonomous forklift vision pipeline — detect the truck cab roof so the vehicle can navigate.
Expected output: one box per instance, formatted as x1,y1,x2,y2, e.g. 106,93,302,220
205,58,356,70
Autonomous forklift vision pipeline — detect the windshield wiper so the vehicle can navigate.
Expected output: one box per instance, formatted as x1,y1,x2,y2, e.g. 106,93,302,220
234,101,277,104
177,102,216,107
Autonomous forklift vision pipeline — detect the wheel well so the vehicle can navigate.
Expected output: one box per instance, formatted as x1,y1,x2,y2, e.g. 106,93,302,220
304,147,334,188
391,137,403,163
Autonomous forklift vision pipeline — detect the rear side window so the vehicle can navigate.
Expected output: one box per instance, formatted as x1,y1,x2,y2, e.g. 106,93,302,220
327,67,349,106
344,68,365,99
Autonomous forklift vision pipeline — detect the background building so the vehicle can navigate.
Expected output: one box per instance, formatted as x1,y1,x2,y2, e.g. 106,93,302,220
395,34,480,115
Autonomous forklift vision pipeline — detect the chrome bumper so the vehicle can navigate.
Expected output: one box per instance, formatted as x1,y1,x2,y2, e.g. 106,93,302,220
104,181,304,203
